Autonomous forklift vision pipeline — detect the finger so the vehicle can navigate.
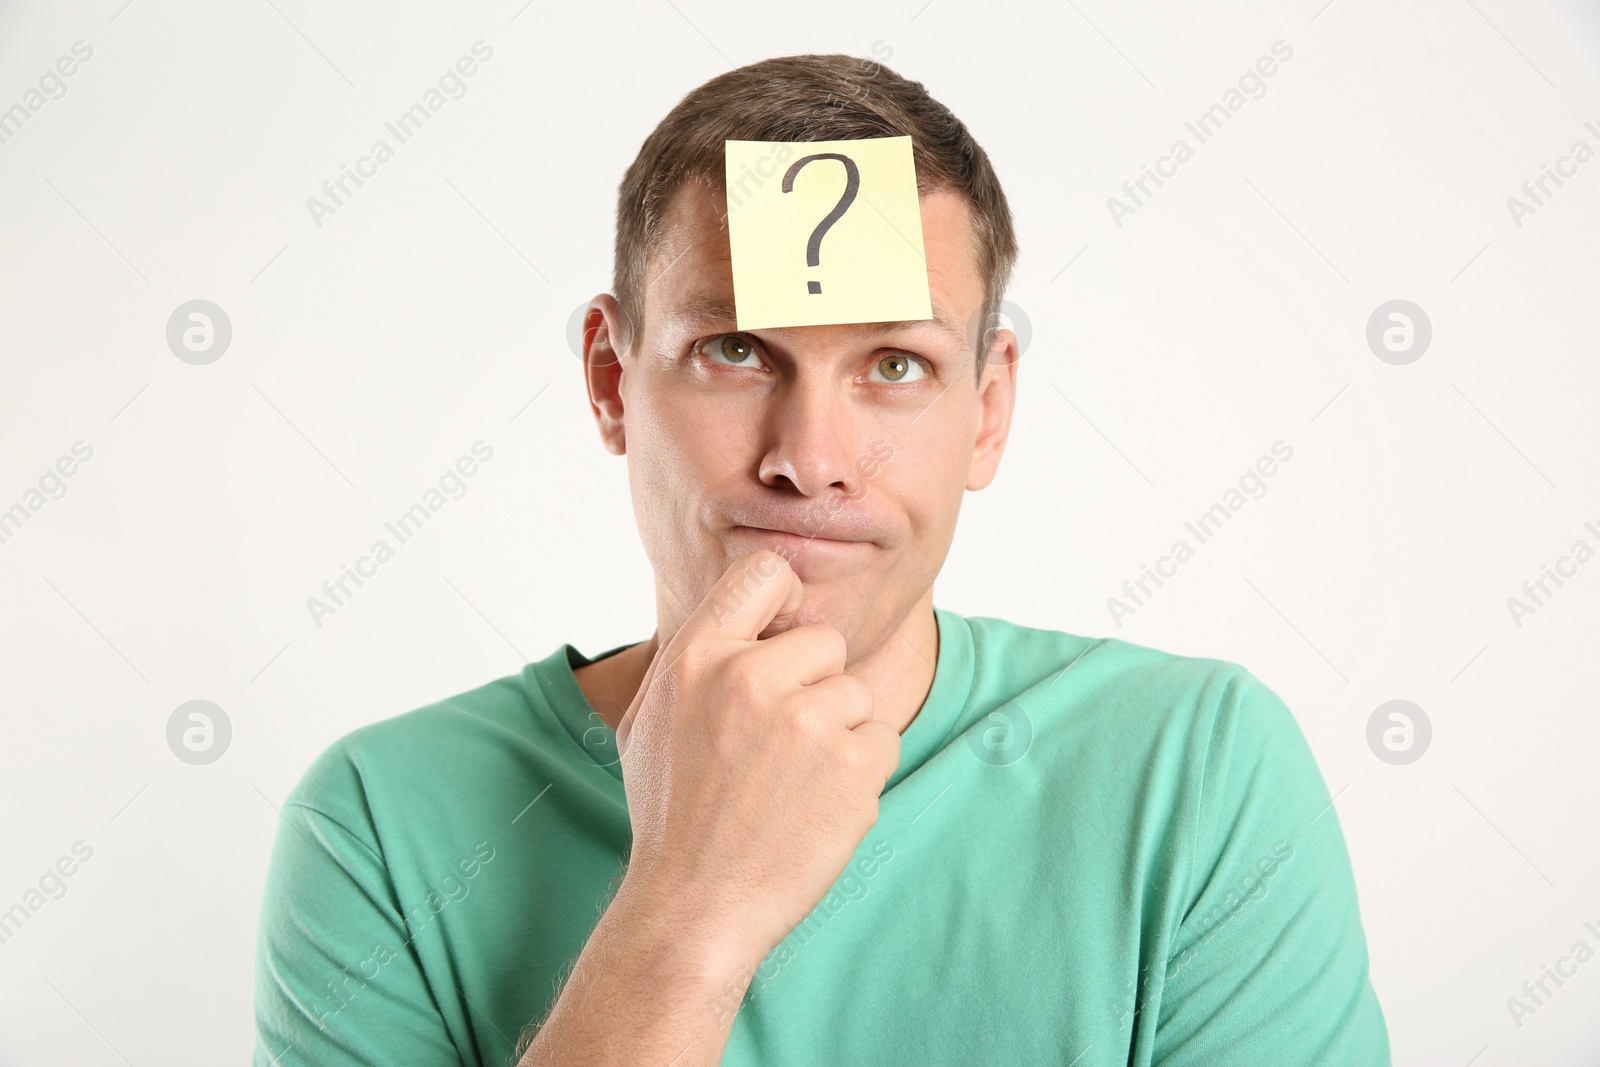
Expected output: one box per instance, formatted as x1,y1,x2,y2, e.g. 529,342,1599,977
847,718,903,789
797,671,876,730
757,621,848,686
620,550,803,752
687,549,805,646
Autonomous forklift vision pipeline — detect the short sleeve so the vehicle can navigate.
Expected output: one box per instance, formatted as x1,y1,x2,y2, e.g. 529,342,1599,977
253,761,463,1067
1150,670,1391,1065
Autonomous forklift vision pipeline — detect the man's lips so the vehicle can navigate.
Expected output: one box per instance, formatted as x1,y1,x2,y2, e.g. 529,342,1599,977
728,525,875,548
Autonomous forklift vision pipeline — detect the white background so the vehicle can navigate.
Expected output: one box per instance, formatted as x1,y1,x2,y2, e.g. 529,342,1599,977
2,0,1598,1063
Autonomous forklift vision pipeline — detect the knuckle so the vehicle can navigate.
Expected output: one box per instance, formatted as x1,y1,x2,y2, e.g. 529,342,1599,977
836,670,869,698
720,653,766,705
782,702,824,743
835,742,865,777
661,641,705,684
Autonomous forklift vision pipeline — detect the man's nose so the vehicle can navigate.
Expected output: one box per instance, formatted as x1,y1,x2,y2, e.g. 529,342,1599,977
755,379,863,498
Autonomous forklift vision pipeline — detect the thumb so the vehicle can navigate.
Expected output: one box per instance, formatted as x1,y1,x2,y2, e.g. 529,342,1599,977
616,551,803,754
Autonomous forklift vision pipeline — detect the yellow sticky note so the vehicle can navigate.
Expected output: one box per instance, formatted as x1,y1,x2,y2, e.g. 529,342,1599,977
724,136,932,330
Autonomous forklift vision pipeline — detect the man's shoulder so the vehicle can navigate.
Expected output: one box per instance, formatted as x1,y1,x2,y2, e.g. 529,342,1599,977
963,611,1261,701
958,611,1300,752
284,661,562,818
957,614,1332,870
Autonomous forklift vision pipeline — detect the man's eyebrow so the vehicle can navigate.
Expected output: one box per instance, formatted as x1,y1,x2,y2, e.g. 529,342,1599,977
672,294,969,347
674,295,740,324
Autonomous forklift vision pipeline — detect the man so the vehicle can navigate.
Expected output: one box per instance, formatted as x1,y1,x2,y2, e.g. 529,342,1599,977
255,54,1390,1066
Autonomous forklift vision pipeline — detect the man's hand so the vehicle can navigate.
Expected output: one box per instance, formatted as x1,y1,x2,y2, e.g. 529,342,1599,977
615,547,902,968
517,549,899,1066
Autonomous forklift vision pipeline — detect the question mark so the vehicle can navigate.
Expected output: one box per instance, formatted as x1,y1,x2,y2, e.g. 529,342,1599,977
781,153,860,295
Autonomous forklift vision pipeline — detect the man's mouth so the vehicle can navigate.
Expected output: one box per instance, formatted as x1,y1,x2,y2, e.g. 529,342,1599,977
727,525,875,551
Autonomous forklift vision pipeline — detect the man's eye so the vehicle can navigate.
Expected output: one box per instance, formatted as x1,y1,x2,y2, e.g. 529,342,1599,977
700,334,762,367
868,352,927,383
695,337,926,383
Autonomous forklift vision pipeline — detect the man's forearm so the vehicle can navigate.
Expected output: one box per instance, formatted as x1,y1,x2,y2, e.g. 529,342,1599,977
515,876,759,1067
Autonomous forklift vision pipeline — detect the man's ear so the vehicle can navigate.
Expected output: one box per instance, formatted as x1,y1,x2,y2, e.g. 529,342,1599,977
967,326,1018,492
583,294,634,456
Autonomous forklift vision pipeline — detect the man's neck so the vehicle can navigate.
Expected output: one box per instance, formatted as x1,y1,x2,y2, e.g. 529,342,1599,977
574,593,941,738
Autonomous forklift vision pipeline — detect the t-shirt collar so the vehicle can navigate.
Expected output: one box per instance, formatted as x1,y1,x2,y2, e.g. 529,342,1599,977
531,606,976,791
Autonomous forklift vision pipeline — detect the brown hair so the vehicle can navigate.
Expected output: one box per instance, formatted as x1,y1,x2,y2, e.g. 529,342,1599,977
612,53,1018,379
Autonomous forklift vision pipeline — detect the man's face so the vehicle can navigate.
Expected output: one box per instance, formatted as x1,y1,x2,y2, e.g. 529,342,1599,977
585,179,1016,661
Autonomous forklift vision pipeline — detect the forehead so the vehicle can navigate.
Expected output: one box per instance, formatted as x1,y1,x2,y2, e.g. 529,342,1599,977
642,179,984,338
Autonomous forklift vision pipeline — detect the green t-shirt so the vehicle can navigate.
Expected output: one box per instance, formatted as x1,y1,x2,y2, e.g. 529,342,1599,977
254,606,1390,1065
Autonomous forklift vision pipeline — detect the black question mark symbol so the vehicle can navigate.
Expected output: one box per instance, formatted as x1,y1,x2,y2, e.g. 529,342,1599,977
781,153,860,295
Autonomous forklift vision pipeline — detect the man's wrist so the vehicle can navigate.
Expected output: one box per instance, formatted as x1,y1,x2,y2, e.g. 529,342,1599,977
604,871,765,993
